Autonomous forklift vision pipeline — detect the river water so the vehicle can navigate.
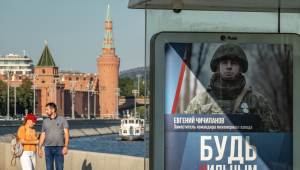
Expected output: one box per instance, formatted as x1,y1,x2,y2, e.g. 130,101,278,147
68,134,149,158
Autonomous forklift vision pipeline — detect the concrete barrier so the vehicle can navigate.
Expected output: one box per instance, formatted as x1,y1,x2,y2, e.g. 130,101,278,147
0,142,148,170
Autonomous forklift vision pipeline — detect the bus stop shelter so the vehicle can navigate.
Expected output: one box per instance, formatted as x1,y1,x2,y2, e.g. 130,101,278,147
128,1,300,170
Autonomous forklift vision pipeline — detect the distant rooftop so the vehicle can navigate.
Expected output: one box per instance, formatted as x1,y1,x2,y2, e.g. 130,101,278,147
0,54,29,58
58,69,85,74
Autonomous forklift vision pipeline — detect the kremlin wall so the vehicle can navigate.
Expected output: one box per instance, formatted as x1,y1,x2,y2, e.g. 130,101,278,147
0,5,119,119
0,70,100,118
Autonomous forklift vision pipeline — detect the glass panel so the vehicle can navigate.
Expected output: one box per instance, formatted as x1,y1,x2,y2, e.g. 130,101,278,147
146,6,300,170
129,0,300,13
150,31,300,170
130,126,133,134
166,41,293,170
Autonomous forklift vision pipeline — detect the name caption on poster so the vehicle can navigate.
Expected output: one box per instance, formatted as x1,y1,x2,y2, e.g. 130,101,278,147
173,117,252,130
201,136,257,170
174,117,224,124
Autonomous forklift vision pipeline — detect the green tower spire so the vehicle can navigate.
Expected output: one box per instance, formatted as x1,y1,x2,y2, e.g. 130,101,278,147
106,4,111,22
36,41,57,67
103,4,114,49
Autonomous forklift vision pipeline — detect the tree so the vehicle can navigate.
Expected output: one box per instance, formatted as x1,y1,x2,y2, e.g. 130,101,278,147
135,78,150,97
130,106,149,118
0,80,7,116
17,78,39,114
119,77,135,97
138,106,149,118
134,78,144,96
0,78,38,116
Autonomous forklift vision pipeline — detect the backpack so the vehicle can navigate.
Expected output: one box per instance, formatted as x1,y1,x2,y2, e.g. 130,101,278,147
11,126,25,166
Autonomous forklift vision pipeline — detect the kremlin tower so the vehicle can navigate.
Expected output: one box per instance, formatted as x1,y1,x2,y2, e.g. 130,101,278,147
97,5,120,118
34,42,64,115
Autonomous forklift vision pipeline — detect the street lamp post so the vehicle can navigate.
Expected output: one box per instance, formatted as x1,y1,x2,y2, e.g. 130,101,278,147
5,70,13,119
53,77,60,105
31,85,38,116
132,90,138,117
115,88,120,119
136,74,141,96
12,83,19,116
70,82,77,119
48,87,54,102
100,86,106,119
32,74,39,116
86,82,92,119
92,91,98,119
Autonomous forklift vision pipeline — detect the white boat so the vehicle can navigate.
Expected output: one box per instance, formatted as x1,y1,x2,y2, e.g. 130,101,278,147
118,116,144,141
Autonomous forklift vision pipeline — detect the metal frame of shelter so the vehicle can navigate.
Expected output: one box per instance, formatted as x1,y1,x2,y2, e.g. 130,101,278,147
128,0,300,169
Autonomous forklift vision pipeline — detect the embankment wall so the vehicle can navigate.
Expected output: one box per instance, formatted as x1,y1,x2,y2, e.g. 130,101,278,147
0,142,148,170
0,120,121,143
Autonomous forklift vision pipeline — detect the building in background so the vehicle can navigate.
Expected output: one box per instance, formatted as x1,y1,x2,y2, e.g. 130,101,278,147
0,5,119,118
97,4,120,119
0,53,34,76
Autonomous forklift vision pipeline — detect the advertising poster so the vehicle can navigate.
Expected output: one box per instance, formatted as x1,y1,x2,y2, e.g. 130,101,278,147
164,43,293,170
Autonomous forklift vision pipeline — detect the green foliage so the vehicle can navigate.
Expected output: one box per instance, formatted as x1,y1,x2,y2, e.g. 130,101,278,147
119,77,135,97
17,78,39,114
0,80,7,116
0,78,39,116
135,78,144,96
119,77,150,97
139,80,150,97
130,106,149,118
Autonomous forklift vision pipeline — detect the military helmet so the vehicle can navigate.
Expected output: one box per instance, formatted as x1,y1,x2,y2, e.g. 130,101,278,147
210,44,248,73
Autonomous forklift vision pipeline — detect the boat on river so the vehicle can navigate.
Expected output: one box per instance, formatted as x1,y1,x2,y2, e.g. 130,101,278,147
118,116,144,141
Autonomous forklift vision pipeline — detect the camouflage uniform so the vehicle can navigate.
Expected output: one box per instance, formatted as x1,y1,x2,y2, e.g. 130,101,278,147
185,44,279,132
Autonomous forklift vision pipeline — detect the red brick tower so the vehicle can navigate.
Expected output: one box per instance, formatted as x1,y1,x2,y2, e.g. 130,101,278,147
34,42,65,115
97,5,120,119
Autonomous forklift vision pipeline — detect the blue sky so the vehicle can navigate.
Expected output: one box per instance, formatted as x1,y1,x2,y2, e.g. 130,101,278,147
0,0,145,73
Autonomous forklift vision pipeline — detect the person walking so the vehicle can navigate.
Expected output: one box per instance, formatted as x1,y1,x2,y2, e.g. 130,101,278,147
38,102,69,170
18,114,39,170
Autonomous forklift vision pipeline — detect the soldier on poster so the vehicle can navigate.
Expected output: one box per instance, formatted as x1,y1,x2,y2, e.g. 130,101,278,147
185,44,279,132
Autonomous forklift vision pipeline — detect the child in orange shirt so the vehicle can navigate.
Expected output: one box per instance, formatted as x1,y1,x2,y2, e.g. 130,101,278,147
18,114,39,170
